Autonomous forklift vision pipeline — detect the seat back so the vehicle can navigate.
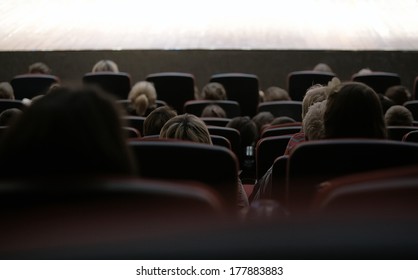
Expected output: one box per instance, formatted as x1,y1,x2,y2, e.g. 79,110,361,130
207,126,241,157
287,71,336,101
82,72,131,100
256,135,292,180
0,100,26,114
122,116,146,136
210,135,231,150
404,100,418,121
387,126,418,141
210,73,259,117
146,72,195,114
257,101,302,121
352,71,401,94
129,141,239,208
403,130,418,143
10,74,60,100
284,139,418,214
184,100,241,118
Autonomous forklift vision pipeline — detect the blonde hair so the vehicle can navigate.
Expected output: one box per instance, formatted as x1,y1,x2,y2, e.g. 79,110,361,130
0,82,14,99
128,81,157,116
303,100,327,140
92,60,119,73
201,82,227,100
160,114,212,144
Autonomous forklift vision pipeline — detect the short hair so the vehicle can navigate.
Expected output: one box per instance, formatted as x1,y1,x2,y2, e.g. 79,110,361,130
28,62,51,74
160,114,212,144
201,82,227,100
143,106,177,136
201,104,227,118
0,86,136,179
384,105,414,126
227,116,258,147
324,82,386,139
302,85,328,119
92,60,119,73
263,87,291,102
0,82,15,99
303,100,326,140
252,111,274,133
385,85,412,105
270,116,297,126
313,63,333,73
128,81,157,116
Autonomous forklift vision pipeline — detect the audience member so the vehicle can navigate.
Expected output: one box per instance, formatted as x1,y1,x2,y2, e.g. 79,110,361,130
302,100,326,140
263,87,291,102
0,85,136,179
92,59,119,73
201,82,227,100
313,63,333,73
0,82,15,99
270,116,297,126
28,62,51,74
0,108,22,126
384,85,412,105
143,106,177,136
201,104,227,118
127,81,157,116
252,112,274,136
384,105,414,126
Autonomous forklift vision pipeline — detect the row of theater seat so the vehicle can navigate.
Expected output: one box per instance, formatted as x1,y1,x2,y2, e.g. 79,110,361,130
9,71,418,117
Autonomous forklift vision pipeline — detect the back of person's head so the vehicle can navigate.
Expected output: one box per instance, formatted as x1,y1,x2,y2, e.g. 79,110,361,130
302,77,340,119
263,86,291,102
384,85,412,105
28,62,51,74
270,116,297,126
324,82,386,139
92,59,119,73
252,111,274,134
201,104,227,118
0,108,22,126
227,116,258,147
313,63,333,73
201,82,227,100
128,81,157,116
160,114,212,144
143,106,177,136
0,85,136,179
384,105,414,126
302,100,326,140
0,82,15,99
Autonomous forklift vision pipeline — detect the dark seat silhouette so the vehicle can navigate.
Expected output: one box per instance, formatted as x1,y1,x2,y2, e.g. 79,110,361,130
184,100,241,118
404,100,418,121
82,72,131,100
277,139,418,214
257,101,302,121
146,72,195,114
129,141,239,208
403,130,418,143
287,71,336,101
387,126,418,141
123,127,141,139
255,135,292,180
0,100,26,113
201,117,231,127
351,71,401,94
122,116,146,136
207,126,241,157
10,74,60,100
210,73,259,117
210,135,231,150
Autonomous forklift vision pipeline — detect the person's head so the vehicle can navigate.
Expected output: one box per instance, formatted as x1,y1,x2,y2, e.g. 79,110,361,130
252,112,274,134
227,116,258,148
92,59,119,73
128,81,157,116
384,85,412,105
160,114,212,144
201,82,227,100
270,116,297,126
0,108,22,126
201,104,227,118
302,85,328,119
28,62,51,74
384,105,414,126
0,85,136,179
313,63,333,73
263,87,291,102
302,100,326,140
324,82,386,139
143,106,177,136
0,82,15,99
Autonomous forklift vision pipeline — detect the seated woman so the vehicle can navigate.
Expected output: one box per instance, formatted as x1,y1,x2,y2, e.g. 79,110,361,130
127,81,157,116
0,85,136,180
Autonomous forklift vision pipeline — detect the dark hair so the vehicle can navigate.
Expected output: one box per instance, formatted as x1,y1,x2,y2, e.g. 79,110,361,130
0,108,22,126
28,62,51,74
143,106,177,136
324,82,386,139
0,86,136,179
